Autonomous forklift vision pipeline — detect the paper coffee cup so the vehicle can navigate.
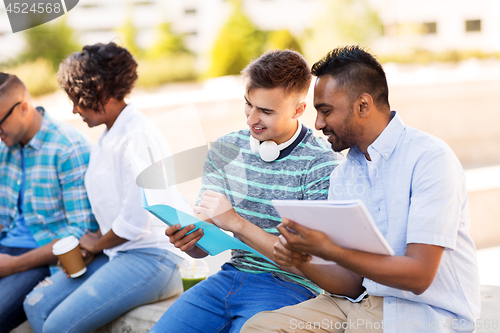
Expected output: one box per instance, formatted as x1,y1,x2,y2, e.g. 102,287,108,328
52,236,87,278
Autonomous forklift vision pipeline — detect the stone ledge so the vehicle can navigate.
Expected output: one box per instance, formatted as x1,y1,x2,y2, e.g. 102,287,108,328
92,293,181,333
13,286,500,332
12,294,181,333
477,285,500,333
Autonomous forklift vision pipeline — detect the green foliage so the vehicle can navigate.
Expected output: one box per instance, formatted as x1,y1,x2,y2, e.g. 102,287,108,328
20,18,80,70
302,0,383,62
145,22,191,60
137,22,197,87
117,16,143,58
264,30,302,53
330,0,382,44
136,54,198,88
205,0,266,78
4,58,58,97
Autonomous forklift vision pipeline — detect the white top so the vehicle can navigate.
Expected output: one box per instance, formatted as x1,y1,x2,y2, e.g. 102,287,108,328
85,104,188,261
329,111,480,332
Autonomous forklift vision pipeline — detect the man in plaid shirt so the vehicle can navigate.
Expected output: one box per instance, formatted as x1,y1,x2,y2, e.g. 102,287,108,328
0,73,98,332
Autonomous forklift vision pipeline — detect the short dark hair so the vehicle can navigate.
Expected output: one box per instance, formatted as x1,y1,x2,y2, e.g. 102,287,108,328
242,49,311,97
0,73,26,100
57,42,138,112
312,46,390,109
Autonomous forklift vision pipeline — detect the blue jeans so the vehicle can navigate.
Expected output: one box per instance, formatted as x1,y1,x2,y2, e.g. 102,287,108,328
24,248,183,333
150,264,315,333
0,244,50,333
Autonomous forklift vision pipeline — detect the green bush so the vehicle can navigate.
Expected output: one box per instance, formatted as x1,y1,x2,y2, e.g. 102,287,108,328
264,30,302,54
302,0,383,62
4,58,58,97
116,16,143,59
205,0,266,78
119,18,197,88
20,18,80,71
145,22,191,60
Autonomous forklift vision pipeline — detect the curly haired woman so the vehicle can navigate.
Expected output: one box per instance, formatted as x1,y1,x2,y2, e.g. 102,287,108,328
23,42,190,333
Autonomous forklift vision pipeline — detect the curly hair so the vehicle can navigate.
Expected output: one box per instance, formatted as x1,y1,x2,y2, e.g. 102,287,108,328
312,45,390,109
57,42,138,113
241,49,311,97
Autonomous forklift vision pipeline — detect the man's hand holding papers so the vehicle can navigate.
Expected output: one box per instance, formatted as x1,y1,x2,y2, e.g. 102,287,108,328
274,218,325,267
271,200,394,265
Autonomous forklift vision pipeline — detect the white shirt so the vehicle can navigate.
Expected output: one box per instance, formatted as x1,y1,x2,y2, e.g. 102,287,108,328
329,112,480,332
85,104,189,261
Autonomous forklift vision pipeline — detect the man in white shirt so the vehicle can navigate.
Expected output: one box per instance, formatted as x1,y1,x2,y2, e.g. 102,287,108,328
241,46,480,333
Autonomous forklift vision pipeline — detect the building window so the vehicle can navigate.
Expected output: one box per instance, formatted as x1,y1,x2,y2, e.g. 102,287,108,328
465,20,481,32
185,8,196,15
422,22,437,34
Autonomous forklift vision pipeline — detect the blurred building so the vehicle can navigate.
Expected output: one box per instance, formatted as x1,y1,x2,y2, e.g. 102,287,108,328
374,0,500,53
0,0,499,63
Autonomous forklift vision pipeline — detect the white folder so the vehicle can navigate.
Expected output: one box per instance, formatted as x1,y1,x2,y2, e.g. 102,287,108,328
272,200,394,265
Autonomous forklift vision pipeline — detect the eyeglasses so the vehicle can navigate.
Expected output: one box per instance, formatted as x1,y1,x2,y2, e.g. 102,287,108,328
0,101,21,134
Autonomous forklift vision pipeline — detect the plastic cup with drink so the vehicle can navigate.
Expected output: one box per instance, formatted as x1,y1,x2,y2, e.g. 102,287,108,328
179,258,209,291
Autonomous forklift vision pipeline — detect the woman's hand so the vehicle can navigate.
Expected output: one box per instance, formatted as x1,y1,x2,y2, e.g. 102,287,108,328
79,232,102,254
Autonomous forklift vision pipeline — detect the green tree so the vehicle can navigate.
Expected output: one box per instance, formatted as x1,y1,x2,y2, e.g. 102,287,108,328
205,0,265,78
137,22,197,88
264,29,302,54
117,16,142,58
302,0,383,62
5,59,58,97
21,18,80,70
146,22,191,60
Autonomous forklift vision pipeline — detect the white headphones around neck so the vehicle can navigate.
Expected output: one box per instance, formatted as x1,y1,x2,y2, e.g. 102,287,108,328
250,123,302,162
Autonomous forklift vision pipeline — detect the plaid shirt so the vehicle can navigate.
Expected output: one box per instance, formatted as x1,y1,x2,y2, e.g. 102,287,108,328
0,108,97,246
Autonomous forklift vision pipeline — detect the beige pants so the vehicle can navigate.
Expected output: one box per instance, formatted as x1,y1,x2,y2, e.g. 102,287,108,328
241,294,383,333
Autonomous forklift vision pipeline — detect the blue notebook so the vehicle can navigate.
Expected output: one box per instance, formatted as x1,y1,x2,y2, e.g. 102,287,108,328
127,147,276,265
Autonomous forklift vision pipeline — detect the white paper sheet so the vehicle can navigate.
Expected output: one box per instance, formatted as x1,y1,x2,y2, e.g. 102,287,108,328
272,200,394,265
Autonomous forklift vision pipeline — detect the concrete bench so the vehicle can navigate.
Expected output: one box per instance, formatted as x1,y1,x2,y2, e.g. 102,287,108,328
12,294,181,333
91,293,181,333
13,285,500,332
